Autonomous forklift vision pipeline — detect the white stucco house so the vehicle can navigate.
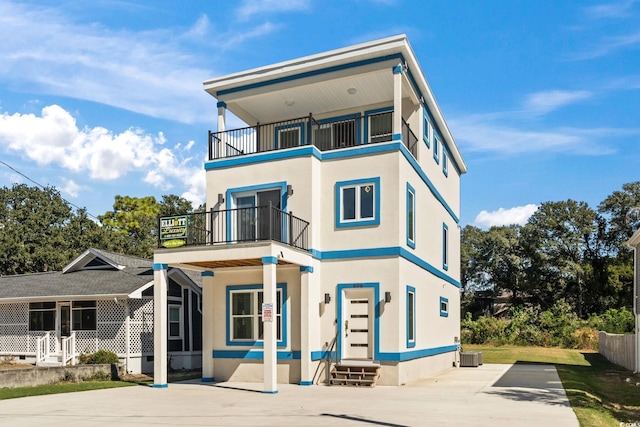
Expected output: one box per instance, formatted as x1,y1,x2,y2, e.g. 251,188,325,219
0,248,202,374
152,35,467,392
629,229,640,373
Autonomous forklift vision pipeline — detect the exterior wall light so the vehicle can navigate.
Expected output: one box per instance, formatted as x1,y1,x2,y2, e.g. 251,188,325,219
287,185,294,196
385,291,392,303
324,293,331,304
217,193,225,204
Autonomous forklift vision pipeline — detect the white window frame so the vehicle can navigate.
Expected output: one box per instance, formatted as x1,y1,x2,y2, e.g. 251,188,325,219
168,304,182,339
229,288,283,343
335,177,380,228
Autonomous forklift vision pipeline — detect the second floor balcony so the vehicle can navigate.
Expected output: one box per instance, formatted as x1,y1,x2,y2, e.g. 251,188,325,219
208,111,418,161
158,205,310,251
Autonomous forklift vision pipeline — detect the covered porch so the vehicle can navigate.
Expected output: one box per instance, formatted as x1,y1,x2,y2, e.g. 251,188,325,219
152,241,317,393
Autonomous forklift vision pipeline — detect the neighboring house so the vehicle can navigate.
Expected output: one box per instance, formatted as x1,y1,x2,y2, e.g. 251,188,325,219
629,229,640,373
0,248,202,374
153,35,467,391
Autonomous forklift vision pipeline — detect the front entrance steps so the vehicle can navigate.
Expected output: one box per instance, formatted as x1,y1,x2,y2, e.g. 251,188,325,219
36,356,63,367
330,360,380,387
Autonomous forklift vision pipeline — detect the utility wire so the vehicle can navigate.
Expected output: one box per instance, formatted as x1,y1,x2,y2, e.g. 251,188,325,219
0,159,101,222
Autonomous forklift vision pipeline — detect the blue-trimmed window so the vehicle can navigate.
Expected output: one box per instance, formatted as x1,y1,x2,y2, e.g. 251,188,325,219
440,296,449,317
226,284,287,346
407,286,416,347
442,223,449,270
433,134,440,164
275,123,304,149
406,183,415,249
423,110,431,148
442,147,448,177
335,177,380,228
314,113,360,150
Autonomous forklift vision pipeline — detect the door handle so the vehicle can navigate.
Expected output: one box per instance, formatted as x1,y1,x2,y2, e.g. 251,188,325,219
345,320,349,337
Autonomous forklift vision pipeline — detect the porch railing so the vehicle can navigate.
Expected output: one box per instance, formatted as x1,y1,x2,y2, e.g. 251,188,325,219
61,332,76,366
36,331,50,365
158,204,310,250
209,111,416,160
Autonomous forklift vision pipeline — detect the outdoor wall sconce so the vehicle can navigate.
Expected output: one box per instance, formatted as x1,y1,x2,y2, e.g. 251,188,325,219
217,193,224,204
324,293,331,304
287,184,294,197
385,292,392,303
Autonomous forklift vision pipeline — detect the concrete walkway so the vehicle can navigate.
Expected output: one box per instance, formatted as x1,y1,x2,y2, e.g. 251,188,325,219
0,364,578,426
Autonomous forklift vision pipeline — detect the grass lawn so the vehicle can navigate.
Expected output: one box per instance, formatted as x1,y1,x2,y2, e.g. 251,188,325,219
465,344,640,427
0,380,136,400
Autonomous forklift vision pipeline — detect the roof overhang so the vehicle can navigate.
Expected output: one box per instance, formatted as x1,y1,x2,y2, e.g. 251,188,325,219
629,229,640,247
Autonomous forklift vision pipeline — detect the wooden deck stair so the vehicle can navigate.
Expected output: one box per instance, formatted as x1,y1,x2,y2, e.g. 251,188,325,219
330,362,380,387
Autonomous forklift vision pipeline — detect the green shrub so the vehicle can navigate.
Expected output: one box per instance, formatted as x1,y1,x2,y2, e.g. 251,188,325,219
589,307,635,334
461,312,506,344
79,349,119,365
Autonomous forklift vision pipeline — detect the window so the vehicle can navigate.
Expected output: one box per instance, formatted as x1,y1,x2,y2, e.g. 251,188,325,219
407,286,416,347
29,302,55,331
335,178,380,228
406,183,415,249
433,134,440,164
228,285,285,344
442,147,449,177
313,117,357,150
369,112,392,143
228,183,284,243
275,124,303,149
440,296,449,317
72,300,96,331
169,305,181,338
442,223,449,270
423,110,431,148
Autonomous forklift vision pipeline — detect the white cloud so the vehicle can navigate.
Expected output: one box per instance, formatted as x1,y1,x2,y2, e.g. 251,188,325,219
0,104,204,205
474,204,539,228
570,31,640,60
523,90,592,115
584,0,638,19
236,0,311,21
60,178,84,198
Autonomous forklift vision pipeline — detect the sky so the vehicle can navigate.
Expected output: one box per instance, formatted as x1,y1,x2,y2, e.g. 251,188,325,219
0,0,638,227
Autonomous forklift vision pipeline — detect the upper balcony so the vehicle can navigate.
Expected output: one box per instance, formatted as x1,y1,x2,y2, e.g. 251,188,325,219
208,111,418,161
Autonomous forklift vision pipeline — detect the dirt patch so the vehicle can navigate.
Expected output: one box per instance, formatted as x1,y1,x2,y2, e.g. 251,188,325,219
0,363,34,370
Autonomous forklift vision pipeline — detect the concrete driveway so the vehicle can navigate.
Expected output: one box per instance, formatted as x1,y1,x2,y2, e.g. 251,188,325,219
0,364,578,426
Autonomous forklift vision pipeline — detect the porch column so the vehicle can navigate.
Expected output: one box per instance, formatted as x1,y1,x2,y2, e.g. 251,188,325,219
299,266,314,386
217,101,227,158
392,63,403,139
262,256,278,394
152,263,168,388
201,271,215,382
124,299,131,373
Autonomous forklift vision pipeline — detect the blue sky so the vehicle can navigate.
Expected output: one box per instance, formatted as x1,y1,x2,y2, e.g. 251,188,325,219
0,0,638,226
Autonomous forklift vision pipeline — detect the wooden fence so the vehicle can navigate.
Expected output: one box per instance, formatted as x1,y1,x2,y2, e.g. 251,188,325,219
598,331,636,371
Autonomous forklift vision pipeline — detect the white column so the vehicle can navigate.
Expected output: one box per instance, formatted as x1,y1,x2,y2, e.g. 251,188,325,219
201,271,215,382
153,263,168,388
393,63,403,138
217,101,227,158
299,266,314,385
262,256,278,394
634,246,639,373
125,300,131,373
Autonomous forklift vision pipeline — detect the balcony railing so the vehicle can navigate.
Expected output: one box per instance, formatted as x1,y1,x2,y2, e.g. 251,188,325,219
158,205,310,251
209,111,418,160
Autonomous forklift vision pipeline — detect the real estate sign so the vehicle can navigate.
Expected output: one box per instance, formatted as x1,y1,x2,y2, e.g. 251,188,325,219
160,216,188,241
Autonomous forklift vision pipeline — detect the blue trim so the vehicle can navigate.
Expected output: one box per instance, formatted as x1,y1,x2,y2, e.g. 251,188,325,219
406,286,416,348
216,101,227,109
433,134,440,164
442,223,449,271
422,108,431,148
406,182,416,249
311,350,337,361
152,263,168,271
440,296,449,317
337,283,380,360
213,350,300,359
206,141,460,224
378,344,457,362
263,390,279,394
201,271,214,277
225,181,288,242
392,64,403,74
299,266,314,273
274,122,305,149
201,377,215,382
299,381,313,386
225,284,288,347
309,246,460,288
392,133,402,141
442,147,449,177
152,384,168,388
262,256,278,265
216,54,405,96
335,177,381,228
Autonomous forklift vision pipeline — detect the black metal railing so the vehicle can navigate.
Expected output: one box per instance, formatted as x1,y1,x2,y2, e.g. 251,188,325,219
158,205,310,250
209,111,417,160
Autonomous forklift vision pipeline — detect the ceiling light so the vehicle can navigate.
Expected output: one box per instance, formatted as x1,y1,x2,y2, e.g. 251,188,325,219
285,99,295,106
347,88,357,95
